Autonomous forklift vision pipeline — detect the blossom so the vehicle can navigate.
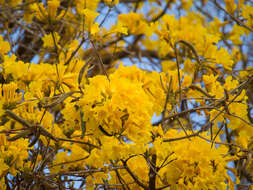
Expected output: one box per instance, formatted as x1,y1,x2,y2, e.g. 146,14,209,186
42,32,60,48
0,36,10,54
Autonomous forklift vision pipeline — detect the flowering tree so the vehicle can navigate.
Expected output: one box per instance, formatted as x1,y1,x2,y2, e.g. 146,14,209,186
0,0,252,189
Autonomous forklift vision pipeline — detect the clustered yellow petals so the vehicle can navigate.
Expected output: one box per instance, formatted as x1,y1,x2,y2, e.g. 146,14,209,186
0,0,252,189
154,130,228,190
78,65,154,142
0,134,29,177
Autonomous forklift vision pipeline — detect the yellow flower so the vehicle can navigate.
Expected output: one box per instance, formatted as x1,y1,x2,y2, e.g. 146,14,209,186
79,65,153,142
159,130,228,189
0,134,29,176
0,82,22,109
118,12,152,36
224,76,238,91
161,60,177,72
224,0,237,14
242,4,253,27
79,0,99,10
182,75,192,88
0,36,10,54
0,158,9,176
32,3,46,21
51,151,69,173
110,22,128,35
81,9,100,35
47,0,60,19
203,74,218,92
42,32,60,48
90,22,99,35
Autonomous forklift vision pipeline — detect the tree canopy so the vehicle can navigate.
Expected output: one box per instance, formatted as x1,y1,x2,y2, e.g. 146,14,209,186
0,0,252,189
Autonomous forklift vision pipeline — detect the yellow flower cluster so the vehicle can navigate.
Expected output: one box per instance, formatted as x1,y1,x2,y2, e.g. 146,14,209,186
79,65,154,142
0,134,29,189
152,129,229,189
0,0,252,188
91,129,231,190
150,13,234,70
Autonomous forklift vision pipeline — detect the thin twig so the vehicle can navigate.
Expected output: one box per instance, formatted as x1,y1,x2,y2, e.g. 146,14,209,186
90,40,110,81
56,137,100,149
